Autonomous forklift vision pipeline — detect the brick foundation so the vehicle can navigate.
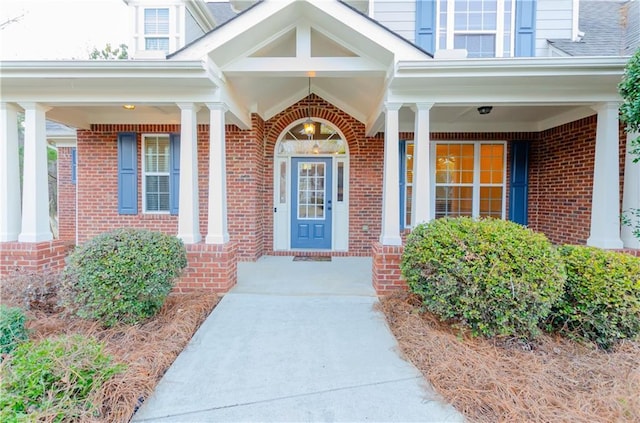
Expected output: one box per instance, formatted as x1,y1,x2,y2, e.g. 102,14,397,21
0,240,73,278
617,248,640,257
176,241,238,293
372,241,407,295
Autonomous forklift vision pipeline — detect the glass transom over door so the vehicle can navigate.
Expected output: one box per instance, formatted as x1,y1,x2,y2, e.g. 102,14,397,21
291,157,332,249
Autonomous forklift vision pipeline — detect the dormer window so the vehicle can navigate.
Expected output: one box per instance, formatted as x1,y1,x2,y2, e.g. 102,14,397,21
144,8,170,52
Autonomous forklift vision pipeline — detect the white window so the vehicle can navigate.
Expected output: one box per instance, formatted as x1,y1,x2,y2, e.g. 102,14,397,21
401,141,507,226
438,0,514,58
143,135,170,213
403,142,414,228
433,142,506,219
144,8,170,52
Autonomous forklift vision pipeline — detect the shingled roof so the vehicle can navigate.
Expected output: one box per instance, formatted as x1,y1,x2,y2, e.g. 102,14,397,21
549,0,639,56
207,1,238,27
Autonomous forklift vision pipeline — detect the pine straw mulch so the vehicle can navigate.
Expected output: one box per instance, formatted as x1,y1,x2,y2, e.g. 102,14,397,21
1,272,219,422
378,292,640,423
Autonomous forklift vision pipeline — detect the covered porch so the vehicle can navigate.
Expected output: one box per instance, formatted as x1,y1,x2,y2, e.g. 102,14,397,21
1,0,637,293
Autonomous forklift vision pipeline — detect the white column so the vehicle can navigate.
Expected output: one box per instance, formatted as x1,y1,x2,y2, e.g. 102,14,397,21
587,103,623,249
177,103,201,244
411,102,434,226
205,103,229,244
622,132,640,249
380,102,403,246
0,103,21,242
17,103,52,243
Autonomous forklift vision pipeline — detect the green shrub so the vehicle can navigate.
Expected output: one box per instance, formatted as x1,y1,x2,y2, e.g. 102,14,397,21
548,245,640,349
401,217,566,340
0,334,124,422
60,228,187,327
0,305,28,355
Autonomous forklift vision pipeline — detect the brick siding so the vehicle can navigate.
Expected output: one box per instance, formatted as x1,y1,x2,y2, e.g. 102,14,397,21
57,147,76,242
43,104,637,294
527,115,627,245
0,240,73,278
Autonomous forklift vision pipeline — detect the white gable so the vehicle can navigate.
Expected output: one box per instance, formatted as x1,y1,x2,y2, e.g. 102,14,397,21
168,0,430,122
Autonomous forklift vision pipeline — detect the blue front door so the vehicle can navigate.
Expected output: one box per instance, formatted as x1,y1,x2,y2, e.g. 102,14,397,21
291,158,332,249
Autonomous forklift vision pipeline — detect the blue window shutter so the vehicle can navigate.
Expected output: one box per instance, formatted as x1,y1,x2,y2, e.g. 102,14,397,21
415,0,436,54
70,147,77,184
399,140,407,229
515,0,537,57
169,134,180,216
117,132,138,215
509,141,530,225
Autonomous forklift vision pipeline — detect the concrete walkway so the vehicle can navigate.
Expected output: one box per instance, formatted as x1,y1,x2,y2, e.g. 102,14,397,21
132,256,463,422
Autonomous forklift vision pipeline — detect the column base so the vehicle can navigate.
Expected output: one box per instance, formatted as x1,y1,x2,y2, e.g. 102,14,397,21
205,233,230,244
586,237,624,249
372,241,407,295
178,233,202,245
176,241,238,293
621,234,640,250
0,240,73,278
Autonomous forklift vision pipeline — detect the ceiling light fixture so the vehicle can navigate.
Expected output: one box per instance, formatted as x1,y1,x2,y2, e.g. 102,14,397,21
123,104,136,110
477,105,493,115
303,77,315,137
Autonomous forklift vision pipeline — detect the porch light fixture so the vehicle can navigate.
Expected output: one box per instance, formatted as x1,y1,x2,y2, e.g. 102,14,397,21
123,104,136,110
303,77,316,136
477,106,493,115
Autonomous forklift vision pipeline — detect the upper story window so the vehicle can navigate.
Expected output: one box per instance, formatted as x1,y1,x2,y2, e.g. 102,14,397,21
144,8,170,52
438,0,514,58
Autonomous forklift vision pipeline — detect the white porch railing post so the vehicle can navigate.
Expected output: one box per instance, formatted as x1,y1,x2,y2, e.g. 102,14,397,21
411,102,434,226
18,102,52,243
177,103,202,244
587,102,623,249
380,102,403,246
0,103,21,242
205,102,230,244
622,131,640,249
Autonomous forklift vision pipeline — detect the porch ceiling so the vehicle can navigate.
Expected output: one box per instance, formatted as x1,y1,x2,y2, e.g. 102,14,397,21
39,103,598,136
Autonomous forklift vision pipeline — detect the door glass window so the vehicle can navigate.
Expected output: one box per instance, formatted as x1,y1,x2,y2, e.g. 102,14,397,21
279,161,287,203
297,162,325,219
337,162,344,202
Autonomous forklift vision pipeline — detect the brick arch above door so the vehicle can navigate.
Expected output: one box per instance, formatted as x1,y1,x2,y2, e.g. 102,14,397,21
264,94,364,157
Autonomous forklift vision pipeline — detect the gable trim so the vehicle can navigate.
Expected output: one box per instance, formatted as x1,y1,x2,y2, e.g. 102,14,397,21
170,0,432,62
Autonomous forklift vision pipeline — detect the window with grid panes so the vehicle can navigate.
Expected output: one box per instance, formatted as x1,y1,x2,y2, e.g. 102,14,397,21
143,135,170,212
438,0,514,58
433,142,506,219
144,8,169,52
401,141,506,225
